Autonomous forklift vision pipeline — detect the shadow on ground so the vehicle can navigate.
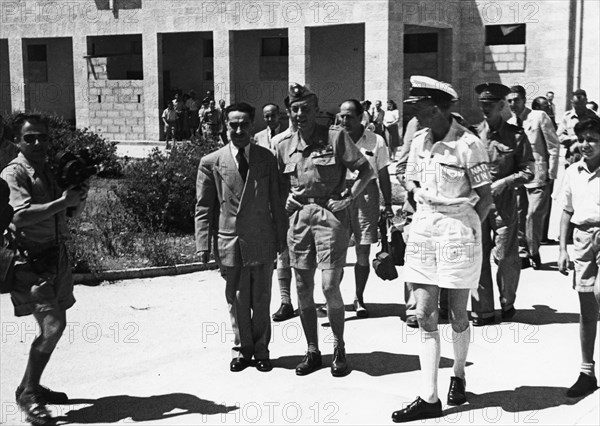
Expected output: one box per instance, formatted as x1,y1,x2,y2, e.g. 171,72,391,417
273,351,472,377
509,305,580,325
444,385,594,417
56,394,237,424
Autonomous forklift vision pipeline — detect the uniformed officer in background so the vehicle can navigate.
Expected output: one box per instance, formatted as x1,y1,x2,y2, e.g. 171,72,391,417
277,84,374,377
471,83,534,326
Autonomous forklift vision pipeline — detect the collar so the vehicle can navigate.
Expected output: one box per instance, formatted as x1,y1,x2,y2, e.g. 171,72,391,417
288,125,328,156
517,107,531,121
229,142,251,160
576,159,600,175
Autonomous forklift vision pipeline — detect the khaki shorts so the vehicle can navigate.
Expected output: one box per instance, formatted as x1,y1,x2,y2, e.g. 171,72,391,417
403,204,482,289
348,180,379,245
276,247,290,269
288,204,350,270
10,242,75,316
572,226,600,293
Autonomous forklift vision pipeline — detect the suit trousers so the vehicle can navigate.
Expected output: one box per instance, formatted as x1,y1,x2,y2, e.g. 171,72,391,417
223,263,274,360
517,185,552,258
472,191,521,318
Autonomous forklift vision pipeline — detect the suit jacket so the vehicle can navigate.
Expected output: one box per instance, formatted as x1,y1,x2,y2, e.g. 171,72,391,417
253,126,282,153
508,108,560,188
195,143,287,267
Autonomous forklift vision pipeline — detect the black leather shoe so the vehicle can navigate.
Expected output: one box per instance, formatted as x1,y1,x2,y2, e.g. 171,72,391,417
272,303,294,322
406,316,419,328
391,397,442,423
331,347,349,377
472,316,495,327
255,359,273,372
230,358,252,372
354,300,369,318
295,351,322,376
501,307,516,320
16,385,68,405
541,238,558,245
18,391,55,426
566,373,598,397
447,376,467,406
521,257,531,269
530,253,542,270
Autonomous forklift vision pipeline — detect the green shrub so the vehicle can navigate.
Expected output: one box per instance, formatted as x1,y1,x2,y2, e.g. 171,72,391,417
3,111,122,179
116,140,219,233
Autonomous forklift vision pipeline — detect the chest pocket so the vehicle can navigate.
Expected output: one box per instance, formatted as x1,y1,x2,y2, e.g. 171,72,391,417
313,154,338,182
283,162,299,186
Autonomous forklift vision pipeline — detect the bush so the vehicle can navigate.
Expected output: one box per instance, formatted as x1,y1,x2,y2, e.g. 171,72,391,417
3,111,122,179
116,139,219,233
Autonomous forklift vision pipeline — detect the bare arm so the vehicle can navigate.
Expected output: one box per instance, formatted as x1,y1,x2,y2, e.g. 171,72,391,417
13,187,85,228
557,209,573,275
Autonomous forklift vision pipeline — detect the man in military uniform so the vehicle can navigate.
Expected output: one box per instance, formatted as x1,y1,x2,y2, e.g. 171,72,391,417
392,76,493,423
277,84,374,377
558,89,597,166
471,83,534,326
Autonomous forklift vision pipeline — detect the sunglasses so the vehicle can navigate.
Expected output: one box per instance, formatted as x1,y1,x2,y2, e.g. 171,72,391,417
22,133,49,144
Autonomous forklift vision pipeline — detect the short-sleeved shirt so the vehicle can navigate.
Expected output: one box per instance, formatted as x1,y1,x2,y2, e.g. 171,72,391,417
162,108,178,122
346,128,390,181
558,108,599,143
557,160,600,226
405,117,492,207
277,125,367,199
0,153,68,247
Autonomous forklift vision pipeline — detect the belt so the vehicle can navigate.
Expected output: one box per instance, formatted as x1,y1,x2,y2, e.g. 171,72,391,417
295,196,330,206
418,203,471,213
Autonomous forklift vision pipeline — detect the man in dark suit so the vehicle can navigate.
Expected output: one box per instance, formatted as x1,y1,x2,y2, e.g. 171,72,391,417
195,102,287,373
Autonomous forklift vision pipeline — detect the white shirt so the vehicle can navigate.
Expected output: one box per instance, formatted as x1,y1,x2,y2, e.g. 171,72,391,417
556,160,600,226
229,142,251,169
346,128,390,180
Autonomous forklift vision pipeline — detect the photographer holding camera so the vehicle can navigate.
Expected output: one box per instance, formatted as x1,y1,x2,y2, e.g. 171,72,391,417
0,113,89,426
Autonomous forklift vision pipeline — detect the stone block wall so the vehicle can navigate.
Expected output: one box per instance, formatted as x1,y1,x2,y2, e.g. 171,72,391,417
484,45,526,72
87,57,145,141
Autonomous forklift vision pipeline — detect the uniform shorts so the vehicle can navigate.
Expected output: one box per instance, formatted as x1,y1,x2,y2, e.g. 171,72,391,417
10,242,75,317
403,204,482,289
348,180,379,245
572,225,600,293
288,204,350,270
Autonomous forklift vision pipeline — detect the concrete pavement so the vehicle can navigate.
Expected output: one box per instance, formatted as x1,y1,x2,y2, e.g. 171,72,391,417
1,242,599,425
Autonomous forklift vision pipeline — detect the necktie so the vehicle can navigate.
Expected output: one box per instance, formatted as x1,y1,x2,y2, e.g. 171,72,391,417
516,116,523,128
270,128,275,139
237,147,248,182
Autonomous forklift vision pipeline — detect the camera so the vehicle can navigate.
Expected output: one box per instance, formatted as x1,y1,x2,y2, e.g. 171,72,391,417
55,151,99,189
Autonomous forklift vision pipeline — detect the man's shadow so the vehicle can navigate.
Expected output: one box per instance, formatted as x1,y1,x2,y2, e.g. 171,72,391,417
444,385,594,416
273,351,471,377
56,394,237,424
510,304,580,325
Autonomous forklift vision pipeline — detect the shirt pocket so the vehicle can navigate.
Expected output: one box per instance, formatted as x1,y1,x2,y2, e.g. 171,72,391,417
283,162,299,187
313,154,338,182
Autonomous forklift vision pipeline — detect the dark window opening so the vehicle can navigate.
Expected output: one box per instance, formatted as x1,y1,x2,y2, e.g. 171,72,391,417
27,45,48,82
27,45,47,61
485,24,526,45
203,39,214,58
261,38,288,57
404,33,438,54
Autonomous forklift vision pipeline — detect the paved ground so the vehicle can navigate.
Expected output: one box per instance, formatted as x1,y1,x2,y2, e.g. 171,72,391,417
1,240,599,425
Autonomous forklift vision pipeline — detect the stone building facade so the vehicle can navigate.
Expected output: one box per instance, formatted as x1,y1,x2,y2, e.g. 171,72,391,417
0,0,598,141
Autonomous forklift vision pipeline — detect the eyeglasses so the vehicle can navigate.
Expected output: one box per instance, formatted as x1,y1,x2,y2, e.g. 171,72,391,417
22,133,49,144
